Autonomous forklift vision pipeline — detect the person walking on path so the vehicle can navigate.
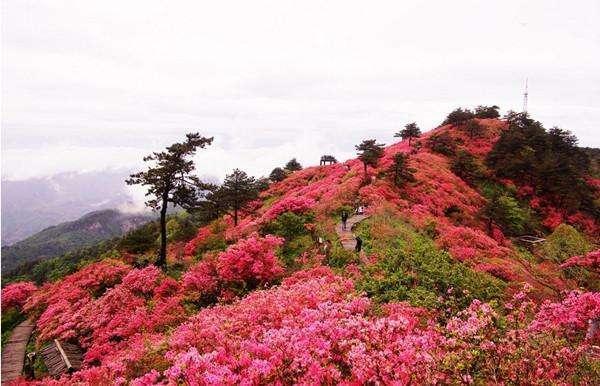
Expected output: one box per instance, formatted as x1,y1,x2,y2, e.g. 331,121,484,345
355,236,363,253
341,210,349,231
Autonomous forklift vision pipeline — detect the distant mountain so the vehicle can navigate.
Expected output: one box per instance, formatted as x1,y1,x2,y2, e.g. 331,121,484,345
1,209,152,272
1,170,139,245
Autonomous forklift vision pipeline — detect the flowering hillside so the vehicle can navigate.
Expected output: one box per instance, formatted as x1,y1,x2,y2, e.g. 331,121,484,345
2,117,599,384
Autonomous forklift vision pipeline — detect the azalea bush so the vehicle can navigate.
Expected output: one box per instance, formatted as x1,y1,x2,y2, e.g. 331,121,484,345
1,281,37,347
183,221,227,258
261,196,316,222
563,249,600,273
22,264,184,381
1,281,37,311
24,259,130,316
442,287,600,383
183,233,284,302
562,249,600,291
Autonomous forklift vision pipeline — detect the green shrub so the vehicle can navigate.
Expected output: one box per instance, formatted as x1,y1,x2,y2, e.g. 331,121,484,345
327,243,359,268
262,212,314,241
1,308,25,348
166,212,198,242
262,212,315,268
280,235,314,268
357,218,504,315
119,221,159,253
478,182,539,236
542,224,591,263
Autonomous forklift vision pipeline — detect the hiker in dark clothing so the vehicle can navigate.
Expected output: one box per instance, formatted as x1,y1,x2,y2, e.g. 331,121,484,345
341,211,349,231
24,352,36,379
355,236,363,253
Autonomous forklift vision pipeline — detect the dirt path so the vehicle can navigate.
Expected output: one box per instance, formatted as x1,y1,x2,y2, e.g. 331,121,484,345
1,319,35,384
335,214,370,250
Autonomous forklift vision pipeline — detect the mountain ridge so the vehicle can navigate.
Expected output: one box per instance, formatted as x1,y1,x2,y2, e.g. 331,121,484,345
1,209,152,273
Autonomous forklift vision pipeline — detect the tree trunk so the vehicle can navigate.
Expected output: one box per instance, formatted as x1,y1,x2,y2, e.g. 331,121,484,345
363,162,367,178
157,192,168,268
408,137,412,146
234,207,239,226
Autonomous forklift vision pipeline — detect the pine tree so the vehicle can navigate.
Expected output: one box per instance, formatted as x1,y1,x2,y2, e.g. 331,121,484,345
220,169,259,226
355,139,385,177
126,133,213,268
487,115,593,212
474,105,500,119
388,153,416,187
442,108,475,125
451,150,484,183
285,158,302,171
395,122,422,145
197,182,228,221
427,132,457,156
269,167,287,182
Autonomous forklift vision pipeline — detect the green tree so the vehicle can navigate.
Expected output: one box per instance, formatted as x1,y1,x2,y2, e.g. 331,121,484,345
255,177,270,192
220,169,259,226
127,133,213,268
269,167,287,182
119,221,159,254
395,122,422,145
355,139,385,177
442,108,475,125
197,183,228,222
481,193,528,236
487,113,593,212
285,158,302,171
451,150,484,183
388,153,416,187
427,132,457,156
474,105,500,119
463,120,482,138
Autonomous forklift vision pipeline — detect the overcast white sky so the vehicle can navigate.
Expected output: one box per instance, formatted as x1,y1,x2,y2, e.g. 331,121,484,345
2,0,599,182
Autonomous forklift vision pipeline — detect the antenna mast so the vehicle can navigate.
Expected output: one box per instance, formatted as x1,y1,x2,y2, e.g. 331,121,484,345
522,78,528,113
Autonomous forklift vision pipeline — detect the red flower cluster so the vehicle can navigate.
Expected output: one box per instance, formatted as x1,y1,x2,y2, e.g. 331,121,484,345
437,225,511,262
24,260,131,343
1,281,37,311
562,249,600,273
183,226,212,256
261,196,316,221
183,234,284,299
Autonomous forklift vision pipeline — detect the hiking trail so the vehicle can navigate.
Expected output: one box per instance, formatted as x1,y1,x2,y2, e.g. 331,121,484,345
1,319,35,384
335,214,370,250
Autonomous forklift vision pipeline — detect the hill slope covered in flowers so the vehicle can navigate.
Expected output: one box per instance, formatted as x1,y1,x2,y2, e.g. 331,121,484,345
2,117,600,384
